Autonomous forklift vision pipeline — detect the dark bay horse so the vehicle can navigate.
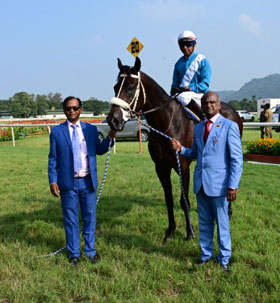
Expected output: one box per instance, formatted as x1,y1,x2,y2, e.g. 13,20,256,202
107,57,243,242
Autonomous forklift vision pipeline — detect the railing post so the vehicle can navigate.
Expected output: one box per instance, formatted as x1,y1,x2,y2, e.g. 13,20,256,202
113,138,116,154
11,127,15,146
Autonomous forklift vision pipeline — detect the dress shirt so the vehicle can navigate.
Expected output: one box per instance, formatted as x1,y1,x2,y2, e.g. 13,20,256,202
67,120,89,177
204,113,220,135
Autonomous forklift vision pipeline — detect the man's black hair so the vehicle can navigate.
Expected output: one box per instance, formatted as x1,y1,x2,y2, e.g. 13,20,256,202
63,96,82,108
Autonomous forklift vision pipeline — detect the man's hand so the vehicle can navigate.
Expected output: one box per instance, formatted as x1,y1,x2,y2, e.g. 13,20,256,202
50,183,60,197
171,138,182,153
227,188,237,202
108,130,116,139
171,87,191,96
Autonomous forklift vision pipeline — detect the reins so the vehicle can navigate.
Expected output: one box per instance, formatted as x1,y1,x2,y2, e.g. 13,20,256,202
111,70,195,239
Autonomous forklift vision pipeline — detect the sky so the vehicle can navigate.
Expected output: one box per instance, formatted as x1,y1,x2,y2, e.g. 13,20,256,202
1,0,280,102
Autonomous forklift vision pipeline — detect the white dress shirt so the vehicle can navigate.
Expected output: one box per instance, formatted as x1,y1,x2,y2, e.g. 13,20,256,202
67,120,89,177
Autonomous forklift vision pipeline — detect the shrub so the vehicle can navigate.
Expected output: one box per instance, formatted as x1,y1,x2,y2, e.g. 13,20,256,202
0,128,21,141
247,138,280,156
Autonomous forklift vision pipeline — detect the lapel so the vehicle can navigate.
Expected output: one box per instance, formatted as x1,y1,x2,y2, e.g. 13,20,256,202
206,115,224,146
81,121,90,149
62,121,72,150
197,121,205,148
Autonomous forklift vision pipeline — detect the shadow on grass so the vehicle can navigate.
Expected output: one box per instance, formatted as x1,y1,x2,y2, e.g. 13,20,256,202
0,191,197,262
96,194,198,263
0,197,64,249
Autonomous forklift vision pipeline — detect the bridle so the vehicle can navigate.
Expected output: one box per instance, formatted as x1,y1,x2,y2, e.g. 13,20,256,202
110,72,146,120
110,70,176,133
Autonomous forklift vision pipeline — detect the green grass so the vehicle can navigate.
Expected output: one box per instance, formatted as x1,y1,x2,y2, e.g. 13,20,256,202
0,130,280,303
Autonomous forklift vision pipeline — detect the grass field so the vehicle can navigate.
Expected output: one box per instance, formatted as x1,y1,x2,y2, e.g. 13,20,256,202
0,129,280,303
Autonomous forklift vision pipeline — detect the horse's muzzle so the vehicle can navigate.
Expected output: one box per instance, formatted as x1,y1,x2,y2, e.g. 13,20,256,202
108,117,125,131
106,106,125,131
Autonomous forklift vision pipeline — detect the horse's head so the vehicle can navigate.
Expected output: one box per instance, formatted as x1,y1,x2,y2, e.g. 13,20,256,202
107,57,144,131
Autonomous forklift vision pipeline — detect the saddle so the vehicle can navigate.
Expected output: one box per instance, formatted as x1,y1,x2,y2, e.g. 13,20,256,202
171,87,205,121
186,99,205,121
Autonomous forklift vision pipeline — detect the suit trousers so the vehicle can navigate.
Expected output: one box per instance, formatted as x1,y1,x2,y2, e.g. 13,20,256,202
60,175,97,259
196,188,231,265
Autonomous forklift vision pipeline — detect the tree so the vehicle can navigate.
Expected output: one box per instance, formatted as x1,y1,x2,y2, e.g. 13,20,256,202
227,97,257,112
48,92,63,103
36,94,49,116
227,100,241,110
46,92,63,110
8,92,37,118
83,97,110,115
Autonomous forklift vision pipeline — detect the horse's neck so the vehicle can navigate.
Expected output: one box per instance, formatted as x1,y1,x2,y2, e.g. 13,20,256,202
142,73,170,108
140,73,180,131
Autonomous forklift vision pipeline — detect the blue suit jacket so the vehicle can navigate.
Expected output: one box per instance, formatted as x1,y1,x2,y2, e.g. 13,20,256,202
180,115,243,196
48,121,112,191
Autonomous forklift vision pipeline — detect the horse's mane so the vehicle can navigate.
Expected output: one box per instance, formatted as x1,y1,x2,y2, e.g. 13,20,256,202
140,71,171,99
117,65,171,101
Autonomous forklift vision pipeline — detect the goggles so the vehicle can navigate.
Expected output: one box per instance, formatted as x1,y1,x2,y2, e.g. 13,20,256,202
179,40,196,49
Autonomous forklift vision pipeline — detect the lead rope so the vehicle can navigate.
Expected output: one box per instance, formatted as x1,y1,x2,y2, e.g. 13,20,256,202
40,138,113,258
141,121,195,238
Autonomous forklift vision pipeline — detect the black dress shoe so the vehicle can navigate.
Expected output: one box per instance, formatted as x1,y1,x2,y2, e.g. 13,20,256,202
89,255,99,264
222,264,230,273
69,257,80,266
197,259,210,265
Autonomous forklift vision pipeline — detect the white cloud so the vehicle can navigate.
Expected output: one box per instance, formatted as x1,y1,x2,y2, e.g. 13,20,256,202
137,0,204,19
239,14,261,35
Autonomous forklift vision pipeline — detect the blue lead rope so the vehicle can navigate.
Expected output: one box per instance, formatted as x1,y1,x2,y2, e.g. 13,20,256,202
141,122,195,238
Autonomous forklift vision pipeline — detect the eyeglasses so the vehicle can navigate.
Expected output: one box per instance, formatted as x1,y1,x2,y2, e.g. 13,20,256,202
179,41,195,49
65,106,80,112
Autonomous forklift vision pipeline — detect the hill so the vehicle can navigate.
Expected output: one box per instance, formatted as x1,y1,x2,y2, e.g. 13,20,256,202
217,74,280,101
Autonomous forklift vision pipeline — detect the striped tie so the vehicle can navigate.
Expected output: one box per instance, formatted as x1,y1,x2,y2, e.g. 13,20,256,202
71,124,82,173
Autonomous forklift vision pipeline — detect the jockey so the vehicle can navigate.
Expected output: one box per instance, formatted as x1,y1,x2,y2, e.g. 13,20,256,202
171,30,212,119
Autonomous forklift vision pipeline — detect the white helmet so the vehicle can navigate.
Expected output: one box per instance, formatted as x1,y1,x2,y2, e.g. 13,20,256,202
178,30,197,42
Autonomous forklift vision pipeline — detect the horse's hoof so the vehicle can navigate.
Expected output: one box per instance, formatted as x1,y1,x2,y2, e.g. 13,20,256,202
185,233,195,241
185,226,195,240
162,229,175,244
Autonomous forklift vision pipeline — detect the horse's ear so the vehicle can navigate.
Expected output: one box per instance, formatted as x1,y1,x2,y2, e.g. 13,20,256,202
117,58,123,71
134,56,141,72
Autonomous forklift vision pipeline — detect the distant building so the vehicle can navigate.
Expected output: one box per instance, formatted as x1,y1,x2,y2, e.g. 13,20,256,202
0,111,13,119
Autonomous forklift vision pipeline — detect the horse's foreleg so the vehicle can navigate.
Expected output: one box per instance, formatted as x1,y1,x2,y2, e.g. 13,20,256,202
228,201,232,220
155,163,176,243
179,164,195,240
180,194,195,241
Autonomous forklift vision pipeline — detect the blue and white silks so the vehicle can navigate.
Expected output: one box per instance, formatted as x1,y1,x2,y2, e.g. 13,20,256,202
171,53,211,106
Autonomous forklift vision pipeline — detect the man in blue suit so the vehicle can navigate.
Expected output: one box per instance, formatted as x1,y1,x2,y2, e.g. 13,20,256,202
172,91,243,272
48,96,115,266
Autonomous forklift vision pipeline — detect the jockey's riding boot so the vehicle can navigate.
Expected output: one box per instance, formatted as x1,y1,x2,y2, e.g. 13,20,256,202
187,99,205,121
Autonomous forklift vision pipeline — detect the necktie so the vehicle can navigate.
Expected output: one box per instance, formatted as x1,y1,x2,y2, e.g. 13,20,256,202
71,124,82,173
203,120,212,144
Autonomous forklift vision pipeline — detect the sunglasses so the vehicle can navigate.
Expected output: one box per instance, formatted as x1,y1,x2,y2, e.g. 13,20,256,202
65,106,80,112
179,41,195,48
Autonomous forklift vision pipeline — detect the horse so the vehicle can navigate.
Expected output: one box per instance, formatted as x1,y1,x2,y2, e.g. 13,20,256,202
107,57,243,243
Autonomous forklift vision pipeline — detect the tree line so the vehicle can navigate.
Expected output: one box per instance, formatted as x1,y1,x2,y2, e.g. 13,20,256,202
0,92,110,118
227,96,257,112
0,92,258,118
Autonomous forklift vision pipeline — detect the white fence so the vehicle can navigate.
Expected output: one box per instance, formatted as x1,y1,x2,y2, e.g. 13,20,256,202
0,122,280,147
